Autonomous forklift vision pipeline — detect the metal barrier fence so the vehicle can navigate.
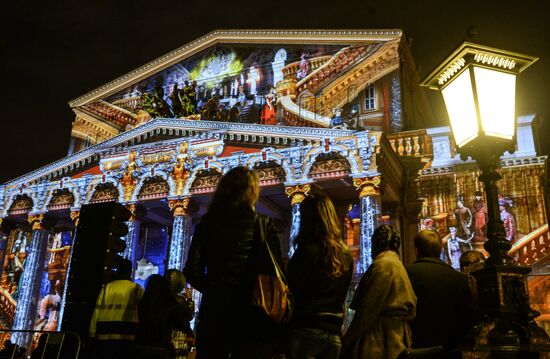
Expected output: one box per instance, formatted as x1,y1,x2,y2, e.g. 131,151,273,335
0,329,81,359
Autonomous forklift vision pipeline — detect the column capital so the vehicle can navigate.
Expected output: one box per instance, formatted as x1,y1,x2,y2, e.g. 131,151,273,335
285,184,311,205
28,213,46,231
353,175,382,198
169,198,191,217
125,203,138,221
70,210,80,227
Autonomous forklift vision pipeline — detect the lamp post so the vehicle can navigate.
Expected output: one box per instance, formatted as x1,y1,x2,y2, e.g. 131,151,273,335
421,42,549,356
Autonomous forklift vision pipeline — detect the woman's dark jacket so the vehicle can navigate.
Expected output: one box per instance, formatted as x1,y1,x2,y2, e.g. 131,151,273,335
288,241,353,335
184,205,281,294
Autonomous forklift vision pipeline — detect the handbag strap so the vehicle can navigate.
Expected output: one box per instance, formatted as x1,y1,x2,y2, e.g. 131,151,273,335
255,215,287,282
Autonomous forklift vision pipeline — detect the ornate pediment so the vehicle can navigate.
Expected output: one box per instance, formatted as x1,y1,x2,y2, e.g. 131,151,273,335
66,30,404,145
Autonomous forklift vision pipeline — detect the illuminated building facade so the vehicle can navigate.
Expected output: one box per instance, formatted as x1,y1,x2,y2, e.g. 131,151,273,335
0,30,547,334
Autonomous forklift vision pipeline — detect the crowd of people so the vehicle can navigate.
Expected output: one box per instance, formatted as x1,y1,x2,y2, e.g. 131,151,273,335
88,261,195,358
88,166,480,359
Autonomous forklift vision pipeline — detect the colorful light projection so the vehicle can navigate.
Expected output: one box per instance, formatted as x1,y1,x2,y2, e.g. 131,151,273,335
94,42,392,130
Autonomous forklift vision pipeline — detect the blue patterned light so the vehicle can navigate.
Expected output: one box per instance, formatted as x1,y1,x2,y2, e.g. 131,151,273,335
168,216,191,270
11,229,49,348
58,230,77,331
288,203,301,257
359,195,381,272
123,220,139,263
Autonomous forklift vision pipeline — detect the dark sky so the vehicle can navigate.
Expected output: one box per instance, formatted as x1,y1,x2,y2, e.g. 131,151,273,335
1,0,549,183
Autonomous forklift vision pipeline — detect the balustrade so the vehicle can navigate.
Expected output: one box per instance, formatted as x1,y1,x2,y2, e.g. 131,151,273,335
282,56,331,80
112,97,142,112
297,46,370,94
283,110,323,128
387,129,433,158
509,224,550,265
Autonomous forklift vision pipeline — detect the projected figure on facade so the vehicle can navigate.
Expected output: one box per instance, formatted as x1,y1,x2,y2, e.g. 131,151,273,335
330,108,345,128
202,96,221,120
36,280,62,331
260,90,277,125
230,77,239,97
346,105,360,130
447,227,472,271
6,255,23,293
49,233,62,264
229,102,241,122
11,231,26,255
237,86,246,105
454,195,473,241
297,53,309,79
180,81,197,116
247,67,260,95
472,191,487,243
499,197,516,242
170,83,184,117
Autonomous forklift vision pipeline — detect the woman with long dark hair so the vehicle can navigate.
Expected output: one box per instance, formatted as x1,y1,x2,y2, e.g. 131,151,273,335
287,193,354,359
184,166,282,359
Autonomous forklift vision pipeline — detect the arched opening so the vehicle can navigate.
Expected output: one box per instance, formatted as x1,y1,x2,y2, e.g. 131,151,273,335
47,189,75,211
308,152,352,181
253,160,286,187
137,176,169,201
8,195,33,216
190,169,222,195
90,183,119,203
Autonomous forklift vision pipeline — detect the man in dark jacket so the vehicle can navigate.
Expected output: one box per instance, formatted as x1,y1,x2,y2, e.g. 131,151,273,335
406,230,473,353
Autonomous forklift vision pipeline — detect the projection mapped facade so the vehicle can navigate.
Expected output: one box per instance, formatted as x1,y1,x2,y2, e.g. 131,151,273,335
0,30,547,336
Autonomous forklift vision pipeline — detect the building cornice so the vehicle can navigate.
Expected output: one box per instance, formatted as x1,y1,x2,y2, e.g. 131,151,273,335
419,155,547,176
2,119,356,186
68,29,403,108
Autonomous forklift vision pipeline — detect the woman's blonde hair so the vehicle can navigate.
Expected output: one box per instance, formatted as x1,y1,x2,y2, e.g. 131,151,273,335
209,166,259,210
296,193,347,278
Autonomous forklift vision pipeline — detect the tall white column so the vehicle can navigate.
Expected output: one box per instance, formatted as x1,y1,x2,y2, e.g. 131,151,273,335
353,176,382,272
168,198,192,271
123,204,140,266
11,214,50,348
285,184,311,257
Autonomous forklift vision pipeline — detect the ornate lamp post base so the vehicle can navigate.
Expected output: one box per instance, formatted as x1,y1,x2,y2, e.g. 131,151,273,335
472,154,550,357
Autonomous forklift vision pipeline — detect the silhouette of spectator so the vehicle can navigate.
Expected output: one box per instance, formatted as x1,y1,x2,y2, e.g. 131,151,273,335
89,259,144,359
184,166,282,359
341,225,416,359
406,230,473,355
136,274,193,359
287,193,354,359
229,102,241,122
165,269,195,357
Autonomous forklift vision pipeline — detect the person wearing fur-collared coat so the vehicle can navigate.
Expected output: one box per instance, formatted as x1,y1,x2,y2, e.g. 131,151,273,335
341,225,416,359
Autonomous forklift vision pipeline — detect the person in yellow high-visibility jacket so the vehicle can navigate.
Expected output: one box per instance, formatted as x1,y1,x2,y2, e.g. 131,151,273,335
89,259,144,358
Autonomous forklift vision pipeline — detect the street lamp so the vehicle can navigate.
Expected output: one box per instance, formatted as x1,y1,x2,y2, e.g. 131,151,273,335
421,42,548,355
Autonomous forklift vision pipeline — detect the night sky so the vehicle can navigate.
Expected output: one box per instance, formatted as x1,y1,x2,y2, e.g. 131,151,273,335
1,0,549,183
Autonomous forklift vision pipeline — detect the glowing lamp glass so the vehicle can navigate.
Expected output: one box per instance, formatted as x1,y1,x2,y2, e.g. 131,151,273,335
473,67,516,140
441,70,478,147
